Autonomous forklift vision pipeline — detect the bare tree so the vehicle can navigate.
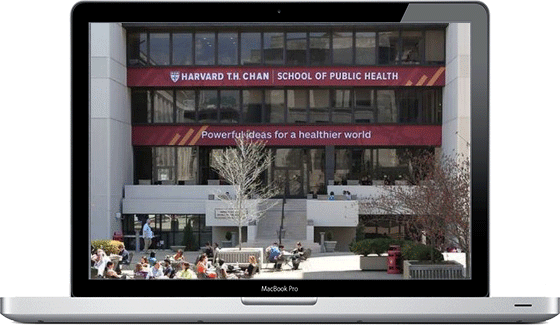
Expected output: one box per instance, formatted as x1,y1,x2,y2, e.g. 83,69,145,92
360,152,471,275
210,133,279,249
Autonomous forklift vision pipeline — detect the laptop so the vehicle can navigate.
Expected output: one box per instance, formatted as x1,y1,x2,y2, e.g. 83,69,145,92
1,1,558,323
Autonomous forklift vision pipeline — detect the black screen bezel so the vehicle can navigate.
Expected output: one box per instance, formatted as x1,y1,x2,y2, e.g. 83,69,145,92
72,1,489,298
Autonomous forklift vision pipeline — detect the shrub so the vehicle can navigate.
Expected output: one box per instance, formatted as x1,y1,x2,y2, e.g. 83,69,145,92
325,231,334,241
401,243,443,262
225,231,232,241
350,238,392,256
91,239,123,255
182,222,196,251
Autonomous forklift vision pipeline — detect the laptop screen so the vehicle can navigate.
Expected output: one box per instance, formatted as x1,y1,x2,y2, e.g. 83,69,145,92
80,2,488,297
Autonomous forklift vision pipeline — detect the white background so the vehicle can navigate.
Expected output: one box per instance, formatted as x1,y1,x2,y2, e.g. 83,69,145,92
0,0,558,324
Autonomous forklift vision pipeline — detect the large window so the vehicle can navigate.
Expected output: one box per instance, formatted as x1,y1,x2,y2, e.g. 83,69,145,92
218,33,238,65
287,89,308,123
334,147,433,185
241,33,261,65
264,32,284,65
172,33,193,65
287,32,307,65
195,33,215,65
265,90,285,123
149,33,170,65
128,28,445,66
310,32,330,65
131,88,441,125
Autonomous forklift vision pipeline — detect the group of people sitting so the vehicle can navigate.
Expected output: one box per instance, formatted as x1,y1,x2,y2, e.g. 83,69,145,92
266,242,309,271
90,243,130,279
132,250,259,280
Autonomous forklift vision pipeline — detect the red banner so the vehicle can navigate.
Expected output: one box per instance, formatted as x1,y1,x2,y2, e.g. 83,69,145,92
128,66,445,87
132,125,441,147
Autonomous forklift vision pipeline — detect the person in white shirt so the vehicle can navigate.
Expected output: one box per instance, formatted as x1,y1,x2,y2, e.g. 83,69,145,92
142,218,154,252
91,249,111,278
148,261,164,279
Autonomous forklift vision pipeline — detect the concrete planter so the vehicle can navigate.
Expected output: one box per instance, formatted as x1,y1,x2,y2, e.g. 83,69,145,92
403,260,464,279
359,255,387,271
324,241,337,252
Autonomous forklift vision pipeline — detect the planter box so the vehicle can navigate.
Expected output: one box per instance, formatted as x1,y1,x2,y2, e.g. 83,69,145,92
403,260,464,279
324,241,337,252
215,247,264,271
359,255,387,271
221,241,233,248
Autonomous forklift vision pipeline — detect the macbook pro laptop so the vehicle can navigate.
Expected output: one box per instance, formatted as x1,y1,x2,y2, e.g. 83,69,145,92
1,1,559,323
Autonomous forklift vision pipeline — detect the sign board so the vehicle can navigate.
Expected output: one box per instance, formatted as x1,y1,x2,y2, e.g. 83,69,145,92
128,66,445,87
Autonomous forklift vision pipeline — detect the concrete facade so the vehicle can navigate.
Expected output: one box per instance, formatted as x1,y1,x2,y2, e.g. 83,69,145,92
90,23,132,240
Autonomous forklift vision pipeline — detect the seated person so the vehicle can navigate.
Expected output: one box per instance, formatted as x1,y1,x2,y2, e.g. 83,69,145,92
196,254,216,278
216,258,238,279
243,255,259,278
140,256,149,268
328,191,335,200
270,245,286,270
176,262,196,279
148,251,157,266
133,263,148,279
104,261,124,279
292,242,306,260
118,243,130,265
91,249,111,277
204,242,214,258
173,249,185,261
148,261,164,279
162,260,176,279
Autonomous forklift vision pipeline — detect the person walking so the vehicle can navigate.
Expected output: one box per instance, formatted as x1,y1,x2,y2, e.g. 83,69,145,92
142,218,154,253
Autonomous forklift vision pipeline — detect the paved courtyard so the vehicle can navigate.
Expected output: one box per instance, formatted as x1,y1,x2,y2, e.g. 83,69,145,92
120,250,403,280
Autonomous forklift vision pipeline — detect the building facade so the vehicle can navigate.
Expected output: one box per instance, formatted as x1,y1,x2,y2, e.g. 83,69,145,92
90,23,470,251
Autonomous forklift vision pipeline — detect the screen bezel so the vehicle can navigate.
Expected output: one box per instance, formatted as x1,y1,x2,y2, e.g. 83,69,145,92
72,1,489,298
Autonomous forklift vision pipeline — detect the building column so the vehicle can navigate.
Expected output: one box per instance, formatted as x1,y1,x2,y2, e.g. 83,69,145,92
442,23,471,159
90,23,133,240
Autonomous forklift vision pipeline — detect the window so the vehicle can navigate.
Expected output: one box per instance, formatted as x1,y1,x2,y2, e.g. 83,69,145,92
422,88,442,124
355,32,376,65
287,32,307,65
128,33,147,66
172,33,192,65
377,90,397,123
309,89,330,123
153,90,174,123
149,33,170,65
425,30,445,64
177,147,198,184
154,147,176,183
176,90,196,123
218,33,238,65
264,90,285,123
243,89,263,123
131,89,151,123
241,33,261,65
332,89,352,123
354,89,375,123
198,90,218,123
264,32,284,65
220,90,240,123
310,32,330,65
401,31,423,65
195,33,215,65
397,89,420,123
334,149,351,184
287,89,308,123
378,31,398,64
333,32,353,65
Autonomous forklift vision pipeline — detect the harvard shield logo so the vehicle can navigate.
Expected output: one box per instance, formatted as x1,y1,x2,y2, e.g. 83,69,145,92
170,71,180,83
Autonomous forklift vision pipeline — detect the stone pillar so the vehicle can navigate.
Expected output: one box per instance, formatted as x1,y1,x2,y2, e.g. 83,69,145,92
320,232,326,253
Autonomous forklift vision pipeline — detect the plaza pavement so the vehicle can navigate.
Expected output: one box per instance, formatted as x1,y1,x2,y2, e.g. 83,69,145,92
121,249,403,280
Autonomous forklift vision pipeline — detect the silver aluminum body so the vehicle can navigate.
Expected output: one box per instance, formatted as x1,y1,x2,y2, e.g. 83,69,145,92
2,297,558,323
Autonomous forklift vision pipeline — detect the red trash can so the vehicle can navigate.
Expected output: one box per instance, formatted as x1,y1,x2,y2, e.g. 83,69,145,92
387,245,402,274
